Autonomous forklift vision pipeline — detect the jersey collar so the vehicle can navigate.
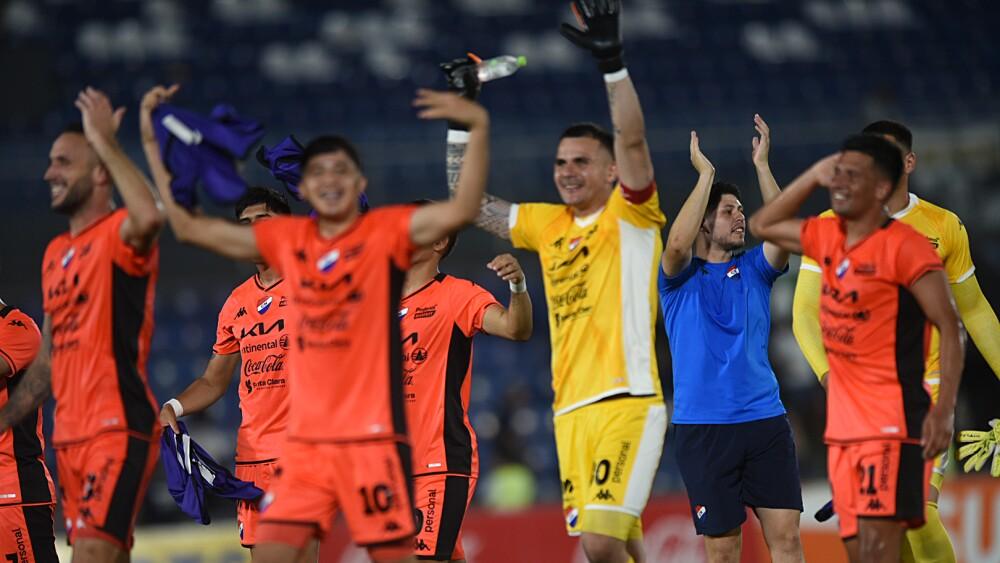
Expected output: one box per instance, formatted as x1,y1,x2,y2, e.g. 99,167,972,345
890,193,919,219
573,206,605,228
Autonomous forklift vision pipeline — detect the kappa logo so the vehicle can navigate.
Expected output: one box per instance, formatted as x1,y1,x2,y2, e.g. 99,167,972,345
593,489,615,501
61,247,75,269
695,505,707,519
235,307,247,319
8,320,25,329
257,296,273,314
866,498,884,511
926,237,940,249
317,249,341,273
384,521,401,532
279,296,288,307
414,538,430,552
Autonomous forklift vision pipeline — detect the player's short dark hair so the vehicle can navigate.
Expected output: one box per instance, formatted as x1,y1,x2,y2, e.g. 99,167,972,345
234,186,291,219
412,199,458,258
705,182,742,219
302,135,363,172
62,122,84,135
862,120,913,152
560,122,615,159
841,134,904,187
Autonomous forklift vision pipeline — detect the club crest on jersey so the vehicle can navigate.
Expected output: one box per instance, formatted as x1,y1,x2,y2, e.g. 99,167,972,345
726,265,740,278
61,247,75,269
836,258,851,279
696,505,707,519
317,249,341,273
565,507,579,528
568,237,583,251
257,296,273,315
398,307,408,318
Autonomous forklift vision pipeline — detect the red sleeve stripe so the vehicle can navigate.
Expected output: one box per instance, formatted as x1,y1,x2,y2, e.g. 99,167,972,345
620,181,656,204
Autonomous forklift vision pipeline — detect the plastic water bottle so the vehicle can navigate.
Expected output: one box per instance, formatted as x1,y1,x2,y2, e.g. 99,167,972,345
476,55,527,83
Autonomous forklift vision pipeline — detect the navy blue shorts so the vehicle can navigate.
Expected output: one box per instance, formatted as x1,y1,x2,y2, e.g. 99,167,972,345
670,414,803,536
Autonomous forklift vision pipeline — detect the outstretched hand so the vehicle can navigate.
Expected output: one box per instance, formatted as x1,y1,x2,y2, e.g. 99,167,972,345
139,84,180,144
440,54,482,101
487,253,524,284
74,87,125,149
751,113,771,169
690,131,715,176
413,89,488,130
559,0,624,73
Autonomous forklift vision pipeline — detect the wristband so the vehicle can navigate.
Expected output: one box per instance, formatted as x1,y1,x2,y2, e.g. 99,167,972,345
447,129,470,144
165,398,184,417
509,278,527,294
603,67,629,83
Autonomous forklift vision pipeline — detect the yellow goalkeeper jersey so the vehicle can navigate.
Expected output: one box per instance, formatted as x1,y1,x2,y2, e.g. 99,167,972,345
800,193,974,396
510,185,666,415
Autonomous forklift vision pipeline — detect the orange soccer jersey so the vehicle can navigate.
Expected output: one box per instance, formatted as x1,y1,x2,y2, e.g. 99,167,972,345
800,217,944,443
40,209,159,445
213,275,291,462
0,306,56,507
400,274,499,478
252,207,416,443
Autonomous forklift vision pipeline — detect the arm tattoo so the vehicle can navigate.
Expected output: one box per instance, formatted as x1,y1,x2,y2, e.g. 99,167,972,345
447,139,512,240
0,353,51,430
606,81,622,136
476,194,512,240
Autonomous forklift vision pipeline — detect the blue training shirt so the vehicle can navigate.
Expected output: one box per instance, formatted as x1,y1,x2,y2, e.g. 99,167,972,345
659,245,787,424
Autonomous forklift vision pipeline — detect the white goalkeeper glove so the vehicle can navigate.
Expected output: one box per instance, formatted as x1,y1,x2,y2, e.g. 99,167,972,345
957,418,1000,477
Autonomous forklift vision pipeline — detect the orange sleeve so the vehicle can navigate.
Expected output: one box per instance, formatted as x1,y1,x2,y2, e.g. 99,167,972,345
452,281,501,337
252,215,296,276
896,229,945,287
212,294,241,355
0,309,41,376
109,210,158,276
800,217,823,260
379,206,417,271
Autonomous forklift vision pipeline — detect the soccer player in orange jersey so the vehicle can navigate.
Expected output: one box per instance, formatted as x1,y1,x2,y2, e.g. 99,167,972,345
155,187,316,560
142,84,490,563
749,134,964,563
0,301,58,562
402,202,532,562
0,87,164,563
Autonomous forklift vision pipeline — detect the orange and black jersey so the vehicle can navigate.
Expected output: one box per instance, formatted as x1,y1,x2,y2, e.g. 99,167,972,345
400,274,499,478
41,209,159,445
800,217,943,443
0,306,56,506
252,207,417,443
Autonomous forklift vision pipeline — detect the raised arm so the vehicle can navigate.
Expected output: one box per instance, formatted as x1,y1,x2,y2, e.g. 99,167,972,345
410,90,490,246
481,254,533,341
75,87,164,253
441,57,513,240
661,132,714,276
952,275,1000,380
561,0,653,190
909,270,965,459
751,115,789,269
139,85,262,262
749,154,837,253
159,352,241,432
0,316,51,434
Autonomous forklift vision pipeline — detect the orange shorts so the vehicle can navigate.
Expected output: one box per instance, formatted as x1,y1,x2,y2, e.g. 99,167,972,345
258,439,415,549
234,459,278,547
412,474,476,560
0,503,57,562
828,440,931,539
55,431,160,550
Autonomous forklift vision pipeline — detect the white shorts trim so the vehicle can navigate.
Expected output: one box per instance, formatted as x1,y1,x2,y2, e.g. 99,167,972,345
622,403,667,513
583,504,641,517
553,387,632,417
799,262,822,273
